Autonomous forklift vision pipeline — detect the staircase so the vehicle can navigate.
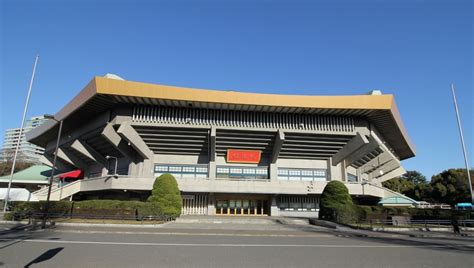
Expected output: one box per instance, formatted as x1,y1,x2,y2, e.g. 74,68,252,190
32,176,154,201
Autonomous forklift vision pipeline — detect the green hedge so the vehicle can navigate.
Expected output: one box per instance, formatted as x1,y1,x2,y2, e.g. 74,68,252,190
354,206,471,221
6,200,166,220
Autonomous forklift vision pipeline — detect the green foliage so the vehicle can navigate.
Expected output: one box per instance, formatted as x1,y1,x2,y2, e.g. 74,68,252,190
403,171,427,184
73,200,162,217
7,201,72,220
382,169,473,205
352,206,471,221
430,169,472,205
6,200,166,221
147,174,182,218
383,177,415,194
0,160,34,176
319,181,356,224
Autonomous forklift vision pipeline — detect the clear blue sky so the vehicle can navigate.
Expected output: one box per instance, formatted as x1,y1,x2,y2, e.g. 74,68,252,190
1,0,472,179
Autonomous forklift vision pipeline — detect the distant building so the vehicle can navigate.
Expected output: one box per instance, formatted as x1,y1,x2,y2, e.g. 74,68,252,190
1,116,47,163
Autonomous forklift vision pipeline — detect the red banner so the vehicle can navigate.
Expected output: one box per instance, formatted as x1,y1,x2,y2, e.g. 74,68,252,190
226,149,262,164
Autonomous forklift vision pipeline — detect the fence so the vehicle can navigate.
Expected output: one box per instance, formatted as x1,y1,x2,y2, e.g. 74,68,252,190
354,219,474,229
9,211,174,225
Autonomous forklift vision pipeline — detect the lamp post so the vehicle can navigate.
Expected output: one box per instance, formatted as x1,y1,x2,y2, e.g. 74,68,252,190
451,84,473,205
106,155,118,176
41,114,63,229
3,55,39,213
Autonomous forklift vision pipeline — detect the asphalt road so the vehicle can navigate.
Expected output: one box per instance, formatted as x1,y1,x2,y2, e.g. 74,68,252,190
0,223,473,268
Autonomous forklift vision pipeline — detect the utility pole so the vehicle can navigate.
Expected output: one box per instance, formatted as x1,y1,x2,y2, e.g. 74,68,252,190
451,84,473,205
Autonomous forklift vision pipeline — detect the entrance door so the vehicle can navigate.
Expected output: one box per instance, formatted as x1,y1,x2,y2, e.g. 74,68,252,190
215,198,268,216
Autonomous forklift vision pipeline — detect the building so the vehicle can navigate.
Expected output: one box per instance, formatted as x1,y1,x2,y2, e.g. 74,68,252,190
27,74,415,217
1,116,47,163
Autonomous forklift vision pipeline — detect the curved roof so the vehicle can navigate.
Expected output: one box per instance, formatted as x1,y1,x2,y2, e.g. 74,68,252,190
27,76,416,159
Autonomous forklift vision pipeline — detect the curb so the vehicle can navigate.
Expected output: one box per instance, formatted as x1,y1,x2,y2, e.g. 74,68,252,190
0,220,172,228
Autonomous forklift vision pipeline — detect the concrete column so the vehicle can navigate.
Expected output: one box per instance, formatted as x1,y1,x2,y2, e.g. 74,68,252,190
210,126,216,162
208,161,216,180
101,167,108,177
270,195,279,216
356,167,362,183
269,163,278,182
207,193,215,215
271,129,285,163
340,160,347,182
326,158,333,181
142,159,154,179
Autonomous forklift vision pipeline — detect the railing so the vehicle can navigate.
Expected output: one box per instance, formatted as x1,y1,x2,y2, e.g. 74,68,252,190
215,176,269,181
354,219,474,229
9,211,174,224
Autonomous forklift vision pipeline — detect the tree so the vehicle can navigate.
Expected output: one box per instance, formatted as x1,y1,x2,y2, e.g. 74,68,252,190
147,174,182,218
429,169,472,205
402,171,427,184
0,149,34,176
319,181,355,223
382,170,430,201
382,177,415,193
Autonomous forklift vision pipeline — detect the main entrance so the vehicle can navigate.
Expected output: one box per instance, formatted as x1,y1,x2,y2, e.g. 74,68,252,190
215,195,269,216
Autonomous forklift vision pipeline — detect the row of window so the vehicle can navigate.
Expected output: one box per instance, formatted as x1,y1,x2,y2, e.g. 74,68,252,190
153,164,332,182
278,195,320,211
277,168,327,182
216,166,268,180
154,165,209,179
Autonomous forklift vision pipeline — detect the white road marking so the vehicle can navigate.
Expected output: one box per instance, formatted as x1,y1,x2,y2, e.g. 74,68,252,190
51,229,335,238
0,239,473,248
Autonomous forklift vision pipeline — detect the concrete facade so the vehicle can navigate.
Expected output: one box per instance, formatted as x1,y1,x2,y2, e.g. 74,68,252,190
27,75,415,217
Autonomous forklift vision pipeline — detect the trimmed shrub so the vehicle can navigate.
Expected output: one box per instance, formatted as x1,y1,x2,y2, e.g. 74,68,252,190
147,174,182,218
5,200,166,221
6,201,73,220
320,181,356,224
9,201,72,215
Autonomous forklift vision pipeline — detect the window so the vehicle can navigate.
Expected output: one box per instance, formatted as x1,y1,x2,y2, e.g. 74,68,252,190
154,164,208,179
347,173,358,183
278,195,319,211
278,168,327,182
216,166,268,180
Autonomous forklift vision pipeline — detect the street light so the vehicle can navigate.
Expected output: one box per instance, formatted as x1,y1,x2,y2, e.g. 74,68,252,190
3,55,39,213
106,155,118,176
42,114,63,229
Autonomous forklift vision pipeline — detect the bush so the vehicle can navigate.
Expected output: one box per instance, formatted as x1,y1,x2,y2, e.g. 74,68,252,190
9,201,72,215
5,200,167,220
147,174,182,218
72,200,163,218
6,201,73,220
320,181,356,224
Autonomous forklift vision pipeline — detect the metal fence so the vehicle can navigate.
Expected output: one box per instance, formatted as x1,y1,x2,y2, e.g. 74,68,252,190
354,219,474,229
10,211,174,224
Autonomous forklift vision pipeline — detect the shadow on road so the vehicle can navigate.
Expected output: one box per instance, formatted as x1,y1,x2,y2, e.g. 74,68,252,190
273,219,474,254
24,247,64,267
0,223,57,250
